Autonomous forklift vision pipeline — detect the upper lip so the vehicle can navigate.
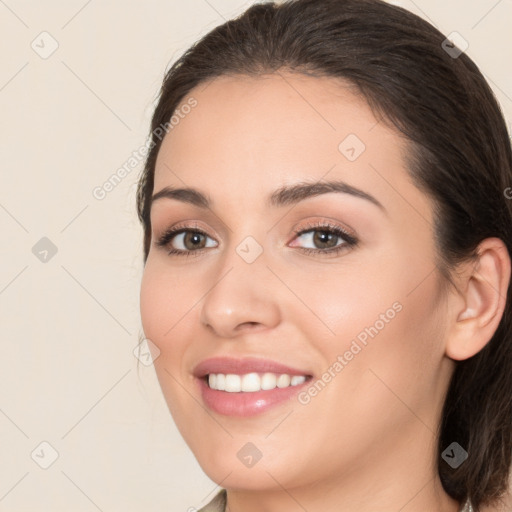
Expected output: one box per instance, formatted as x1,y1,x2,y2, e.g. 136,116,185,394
193,356,313,378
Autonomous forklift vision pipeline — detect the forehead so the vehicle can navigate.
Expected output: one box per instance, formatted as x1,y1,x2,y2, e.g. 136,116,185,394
152,72,414,213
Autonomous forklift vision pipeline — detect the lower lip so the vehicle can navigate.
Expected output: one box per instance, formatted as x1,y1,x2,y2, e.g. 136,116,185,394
197,377,310,417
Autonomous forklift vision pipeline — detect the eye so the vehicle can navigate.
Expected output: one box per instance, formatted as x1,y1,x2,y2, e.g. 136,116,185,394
290,221,358,256
154,220,358,258
155,223,217,257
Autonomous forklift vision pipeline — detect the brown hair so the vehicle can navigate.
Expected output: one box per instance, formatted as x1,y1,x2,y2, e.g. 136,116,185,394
136,1,512,509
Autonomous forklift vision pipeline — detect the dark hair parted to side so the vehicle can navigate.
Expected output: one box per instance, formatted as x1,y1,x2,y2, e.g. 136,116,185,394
136,0,512,509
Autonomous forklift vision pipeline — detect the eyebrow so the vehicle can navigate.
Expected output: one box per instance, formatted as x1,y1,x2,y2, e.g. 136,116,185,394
151,180,385,212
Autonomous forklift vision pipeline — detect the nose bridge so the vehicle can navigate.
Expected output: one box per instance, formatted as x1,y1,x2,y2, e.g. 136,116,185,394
199,230,280,337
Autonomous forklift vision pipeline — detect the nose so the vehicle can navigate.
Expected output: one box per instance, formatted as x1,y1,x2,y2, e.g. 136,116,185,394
199,249,281,339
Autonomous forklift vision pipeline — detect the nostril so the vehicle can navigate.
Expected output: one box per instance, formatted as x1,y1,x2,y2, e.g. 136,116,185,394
236,321,260,330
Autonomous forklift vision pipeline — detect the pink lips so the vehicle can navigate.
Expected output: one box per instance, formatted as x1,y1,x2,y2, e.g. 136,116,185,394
193,356,312,417
193,356,310,378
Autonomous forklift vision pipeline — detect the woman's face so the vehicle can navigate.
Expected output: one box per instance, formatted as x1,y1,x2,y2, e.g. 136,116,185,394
140,73,456,495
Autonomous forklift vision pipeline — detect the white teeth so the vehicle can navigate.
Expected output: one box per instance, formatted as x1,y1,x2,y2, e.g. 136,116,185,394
277,374,291,388
261,372,277,390
225,374,241,392
291,375,306,386
241,373,261,392
207,372,308,392
216,373,226,391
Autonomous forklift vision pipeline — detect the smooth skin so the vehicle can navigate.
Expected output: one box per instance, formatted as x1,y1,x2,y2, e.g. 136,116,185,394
139,72,510,512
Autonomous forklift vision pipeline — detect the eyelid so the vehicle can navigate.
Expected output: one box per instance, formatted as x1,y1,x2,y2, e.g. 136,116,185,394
290,219,357,245
154,220,213,243
154,221,217,248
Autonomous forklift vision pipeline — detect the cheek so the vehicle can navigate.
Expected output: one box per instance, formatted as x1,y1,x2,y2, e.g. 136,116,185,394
139,258,194,357
285,259,444,463
298,245,444,396
139,260,200,419
140,264,167,346
333,263,444,415
284,252,400,347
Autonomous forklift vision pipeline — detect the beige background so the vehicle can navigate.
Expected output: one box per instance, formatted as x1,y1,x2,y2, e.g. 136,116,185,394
0,0,511,510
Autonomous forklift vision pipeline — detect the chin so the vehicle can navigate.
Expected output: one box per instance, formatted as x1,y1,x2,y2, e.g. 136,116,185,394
200,461,291,491
191,439,310,492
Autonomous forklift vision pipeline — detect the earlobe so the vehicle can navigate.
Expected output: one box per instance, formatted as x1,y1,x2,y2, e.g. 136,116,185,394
445,238,511,361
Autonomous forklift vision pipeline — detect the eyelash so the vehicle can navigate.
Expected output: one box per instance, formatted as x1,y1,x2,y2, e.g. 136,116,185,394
155,221,358,258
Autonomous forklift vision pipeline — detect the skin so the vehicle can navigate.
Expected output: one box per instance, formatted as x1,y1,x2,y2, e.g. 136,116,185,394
139,72,510,512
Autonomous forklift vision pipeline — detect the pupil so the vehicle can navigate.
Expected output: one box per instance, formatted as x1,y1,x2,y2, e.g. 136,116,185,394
314,231,336,248
186,232,204,249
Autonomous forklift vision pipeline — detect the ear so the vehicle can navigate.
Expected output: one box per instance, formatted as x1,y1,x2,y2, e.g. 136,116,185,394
445,237,511,361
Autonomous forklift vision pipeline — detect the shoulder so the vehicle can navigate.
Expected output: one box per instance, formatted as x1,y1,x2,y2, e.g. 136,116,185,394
197,489,227,512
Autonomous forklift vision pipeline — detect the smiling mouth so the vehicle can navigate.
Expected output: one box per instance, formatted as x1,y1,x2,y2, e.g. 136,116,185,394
193,356,314,415
204,372,312,392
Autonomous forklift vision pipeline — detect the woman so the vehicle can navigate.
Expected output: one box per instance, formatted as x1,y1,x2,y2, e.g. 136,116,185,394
136,0,512,510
